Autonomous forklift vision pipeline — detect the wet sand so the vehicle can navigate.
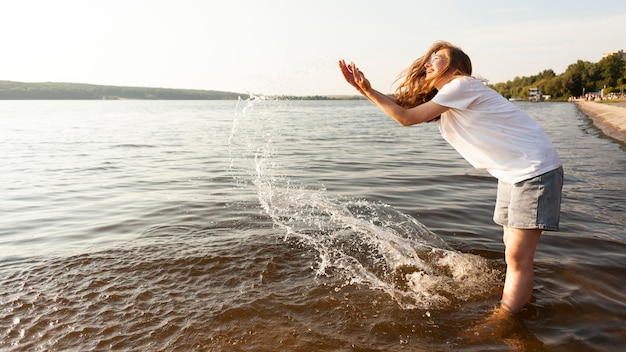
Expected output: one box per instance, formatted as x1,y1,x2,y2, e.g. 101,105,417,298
574,100,626,144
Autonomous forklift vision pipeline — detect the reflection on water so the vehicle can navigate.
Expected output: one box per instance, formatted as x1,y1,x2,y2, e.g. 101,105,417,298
1,100,625,351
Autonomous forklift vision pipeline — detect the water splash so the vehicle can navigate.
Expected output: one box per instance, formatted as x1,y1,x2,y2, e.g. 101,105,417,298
228,97,502,309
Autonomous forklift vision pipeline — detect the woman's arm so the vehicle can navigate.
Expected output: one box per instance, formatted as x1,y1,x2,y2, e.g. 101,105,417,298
362,88,448,126
339,60,448,126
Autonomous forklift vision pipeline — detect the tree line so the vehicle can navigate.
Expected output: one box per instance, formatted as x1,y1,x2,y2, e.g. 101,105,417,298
0,81,243,100
0,81,363,100
489,52,626,100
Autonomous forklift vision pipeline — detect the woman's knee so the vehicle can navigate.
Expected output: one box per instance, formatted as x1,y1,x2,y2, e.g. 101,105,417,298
503,228,542,266
504,245,534,267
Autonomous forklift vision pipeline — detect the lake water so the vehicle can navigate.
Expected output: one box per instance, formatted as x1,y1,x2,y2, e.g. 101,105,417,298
1,99,624,351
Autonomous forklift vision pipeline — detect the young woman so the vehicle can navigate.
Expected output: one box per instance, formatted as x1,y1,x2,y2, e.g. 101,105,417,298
338,41,563,317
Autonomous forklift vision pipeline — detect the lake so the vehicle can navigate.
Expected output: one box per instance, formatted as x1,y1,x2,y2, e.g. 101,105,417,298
1,99,624,351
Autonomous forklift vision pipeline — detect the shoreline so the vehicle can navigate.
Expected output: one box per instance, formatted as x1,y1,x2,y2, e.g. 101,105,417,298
573,101,626,144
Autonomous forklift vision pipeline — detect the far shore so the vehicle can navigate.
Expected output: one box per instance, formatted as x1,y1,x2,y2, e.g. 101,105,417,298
574,100,626,144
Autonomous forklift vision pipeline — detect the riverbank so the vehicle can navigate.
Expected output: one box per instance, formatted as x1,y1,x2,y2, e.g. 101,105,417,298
574,100,626,144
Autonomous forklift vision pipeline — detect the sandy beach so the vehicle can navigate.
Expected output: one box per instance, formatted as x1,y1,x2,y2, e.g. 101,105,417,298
574,101,626,144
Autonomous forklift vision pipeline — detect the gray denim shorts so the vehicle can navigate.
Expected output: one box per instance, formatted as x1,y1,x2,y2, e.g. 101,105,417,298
493,166,564,231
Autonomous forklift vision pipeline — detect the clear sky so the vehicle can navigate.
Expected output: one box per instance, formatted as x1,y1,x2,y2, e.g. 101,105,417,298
2,0,625,96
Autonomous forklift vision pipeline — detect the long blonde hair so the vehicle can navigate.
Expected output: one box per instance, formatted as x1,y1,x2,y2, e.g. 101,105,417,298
394,41,472,108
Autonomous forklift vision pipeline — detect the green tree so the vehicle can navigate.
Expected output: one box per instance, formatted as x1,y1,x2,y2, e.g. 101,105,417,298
598,53,625,88
563,60,586,97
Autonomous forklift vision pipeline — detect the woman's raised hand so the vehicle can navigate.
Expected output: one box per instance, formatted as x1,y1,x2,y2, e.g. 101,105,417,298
338,60,371,96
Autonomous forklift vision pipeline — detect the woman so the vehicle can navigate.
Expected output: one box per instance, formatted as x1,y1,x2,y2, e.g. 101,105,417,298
338,41,563,318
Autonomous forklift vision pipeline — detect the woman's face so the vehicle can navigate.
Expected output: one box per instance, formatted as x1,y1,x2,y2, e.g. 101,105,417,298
425,50,448,79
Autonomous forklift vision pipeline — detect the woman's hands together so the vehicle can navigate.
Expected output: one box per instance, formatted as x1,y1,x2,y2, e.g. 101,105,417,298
338,60,371,96
338,59,448,126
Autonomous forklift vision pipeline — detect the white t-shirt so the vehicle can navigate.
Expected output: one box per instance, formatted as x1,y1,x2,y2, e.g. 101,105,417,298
431,76,561,184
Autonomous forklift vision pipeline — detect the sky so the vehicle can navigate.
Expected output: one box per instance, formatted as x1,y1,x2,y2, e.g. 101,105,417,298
2,0,625,96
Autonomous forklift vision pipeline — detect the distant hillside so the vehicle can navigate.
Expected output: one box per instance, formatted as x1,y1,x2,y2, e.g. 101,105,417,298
0,81,244,100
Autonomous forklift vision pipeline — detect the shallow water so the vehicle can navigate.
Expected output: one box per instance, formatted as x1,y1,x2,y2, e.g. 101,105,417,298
1,99,624,351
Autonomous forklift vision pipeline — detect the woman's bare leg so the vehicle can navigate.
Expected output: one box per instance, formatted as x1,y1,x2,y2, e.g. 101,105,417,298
463,227,543,340
501,226,543,313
